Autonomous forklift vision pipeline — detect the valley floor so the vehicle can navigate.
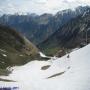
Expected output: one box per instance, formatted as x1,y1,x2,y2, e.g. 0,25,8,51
0,44,90,90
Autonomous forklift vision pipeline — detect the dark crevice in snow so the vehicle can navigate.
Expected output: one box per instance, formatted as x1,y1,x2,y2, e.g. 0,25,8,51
47,71,66,79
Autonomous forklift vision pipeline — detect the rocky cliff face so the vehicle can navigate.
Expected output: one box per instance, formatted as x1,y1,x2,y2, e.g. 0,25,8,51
38,8,90,56
0,6,89,45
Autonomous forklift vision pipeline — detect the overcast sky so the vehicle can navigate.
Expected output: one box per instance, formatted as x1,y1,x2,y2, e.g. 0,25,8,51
0,0,90,15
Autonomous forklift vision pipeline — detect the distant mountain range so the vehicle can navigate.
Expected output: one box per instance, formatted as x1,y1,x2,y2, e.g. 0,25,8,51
39,7,90,56
0,6,89,45
0,6,90,56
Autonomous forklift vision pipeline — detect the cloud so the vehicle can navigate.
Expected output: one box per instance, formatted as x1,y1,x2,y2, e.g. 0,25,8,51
0,0,90,15
33,0,47,4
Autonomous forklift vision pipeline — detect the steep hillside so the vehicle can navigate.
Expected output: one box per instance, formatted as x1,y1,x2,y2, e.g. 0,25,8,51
0,44,90,90
0,25,39,71
39,9,90,56
0,6,89,45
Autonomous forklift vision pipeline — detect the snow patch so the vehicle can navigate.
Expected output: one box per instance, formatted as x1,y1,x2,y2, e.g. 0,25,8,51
2,54,7,57
0,44,90,90
39,52,47,57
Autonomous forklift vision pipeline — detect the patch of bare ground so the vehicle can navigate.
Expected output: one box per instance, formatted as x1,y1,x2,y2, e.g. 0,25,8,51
41,65,51,70
47,71,65,79
0,78,16,82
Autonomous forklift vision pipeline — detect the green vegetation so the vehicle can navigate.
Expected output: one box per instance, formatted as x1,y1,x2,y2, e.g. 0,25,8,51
0,25,39,75
42,47,61,56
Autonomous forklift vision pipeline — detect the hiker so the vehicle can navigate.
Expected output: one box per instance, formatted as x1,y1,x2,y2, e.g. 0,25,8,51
67,54,71,62
67,54,70,58
67,54,71,70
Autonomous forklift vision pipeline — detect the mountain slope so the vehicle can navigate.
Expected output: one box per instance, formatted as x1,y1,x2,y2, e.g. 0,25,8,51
0,44,90,90
39,9,90,56
0,6,89,45
0,25,39,70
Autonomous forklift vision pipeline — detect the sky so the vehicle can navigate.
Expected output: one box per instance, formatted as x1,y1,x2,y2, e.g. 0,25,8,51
0,0,90,15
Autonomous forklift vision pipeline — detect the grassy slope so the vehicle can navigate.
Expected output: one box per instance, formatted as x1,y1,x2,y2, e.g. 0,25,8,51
0,25,39,75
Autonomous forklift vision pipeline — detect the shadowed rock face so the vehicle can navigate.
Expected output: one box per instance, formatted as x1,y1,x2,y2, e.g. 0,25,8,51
0,25,39,69
39,9,90,56
0,6,89,45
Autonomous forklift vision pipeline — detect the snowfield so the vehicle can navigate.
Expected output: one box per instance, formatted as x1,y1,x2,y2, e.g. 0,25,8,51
0,44,90,90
